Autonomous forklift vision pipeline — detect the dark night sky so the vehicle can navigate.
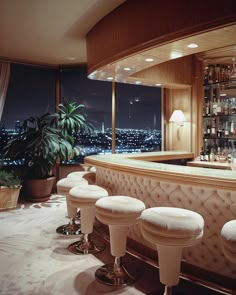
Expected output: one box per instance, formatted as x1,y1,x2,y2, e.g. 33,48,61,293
1,64,162,130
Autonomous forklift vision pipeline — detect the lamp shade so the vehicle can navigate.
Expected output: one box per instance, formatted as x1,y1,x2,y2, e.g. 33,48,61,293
169,110,186,124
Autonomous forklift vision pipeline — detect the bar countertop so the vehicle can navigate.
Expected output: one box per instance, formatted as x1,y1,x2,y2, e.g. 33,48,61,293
85,151,236,190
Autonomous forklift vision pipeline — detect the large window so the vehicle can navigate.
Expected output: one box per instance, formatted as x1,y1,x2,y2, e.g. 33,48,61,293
115,82,162,153
1,64,56,128
60,67,162,156
1,64,162,163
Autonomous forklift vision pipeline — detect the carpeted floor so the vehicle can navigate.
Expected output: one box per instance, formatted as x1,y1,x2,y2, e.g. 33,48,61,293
0,195,231,295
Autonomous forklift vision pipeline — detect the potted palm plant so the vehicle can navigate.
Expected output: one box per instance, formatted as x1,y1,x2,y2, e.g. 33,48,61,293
3,99,91,202
0,169,21,210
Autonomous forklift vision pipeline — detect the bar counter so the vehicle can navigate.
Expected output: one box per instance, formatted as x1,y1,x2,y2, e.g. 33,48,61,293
85,151,236,290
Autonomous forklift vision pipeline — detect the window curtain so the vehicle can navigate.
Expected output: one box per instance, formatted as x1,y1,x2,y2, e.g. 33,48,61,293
0,62,10,120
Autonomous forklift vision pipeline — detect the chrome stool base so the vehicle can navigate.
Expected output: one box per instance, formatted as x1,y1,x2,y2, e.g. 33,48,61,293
56,218,81,235
95,257,136,286
68,234,105,255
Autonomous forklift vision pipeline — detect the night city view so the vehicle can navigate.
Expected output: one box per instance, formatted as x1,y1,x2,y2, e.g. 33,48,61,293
0,64,162,165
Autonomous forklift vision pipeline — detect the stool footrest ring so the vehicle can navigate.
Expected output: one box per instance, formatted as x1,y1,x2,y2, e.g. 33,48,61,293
56,218,81,235
68,235,105,255
95,257,137,286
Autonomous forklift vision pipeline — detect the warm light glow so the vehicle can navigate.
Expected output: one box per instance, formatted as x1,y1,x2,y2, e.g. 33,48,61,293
169,110,186,126
155,83,161,86
124,67,131,71
135,81,142,84
187,43,198,48
66,57,76,60
145,58,154,62
107,77,113,80
170,51,183,59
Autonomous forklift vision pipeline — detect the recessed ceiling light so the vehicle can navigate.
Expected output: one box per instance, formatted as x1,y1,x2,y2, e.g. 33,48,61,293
170,51,183,59
155,83,161,86
66,57,76,60
135,81,142,84
107,77,113,80
187,43,198,48
124,67,131,71
145,58,154,62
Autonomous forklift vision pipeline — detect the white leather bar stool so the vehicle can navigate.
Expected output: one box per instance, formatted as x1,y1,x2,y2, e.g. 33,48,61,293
67,170,96,184
221,220,236,263
67,184,109,254
56,177,88,235
95,195,146,286
141,207,204,295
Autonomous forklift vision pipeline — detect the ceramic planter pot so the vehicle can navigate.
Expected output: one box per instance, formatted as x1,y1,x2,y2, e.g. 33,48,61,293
23,176,56,202
0,186,21,211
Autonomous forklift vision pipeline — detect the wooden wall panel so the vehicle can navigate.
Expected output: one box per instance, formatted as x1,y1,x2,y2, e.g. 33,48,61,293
132,55,194,87
86,0,236,73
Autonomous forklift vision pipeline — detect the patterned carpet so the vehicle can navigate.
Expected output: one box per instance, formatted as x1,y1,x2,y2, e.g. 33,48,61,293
0,195,231,295
0,195,157,295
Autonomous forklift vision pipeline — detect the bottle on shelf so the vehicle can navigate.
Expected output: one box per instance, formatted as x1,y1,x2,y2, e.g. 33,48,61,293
212,93,218,116
230,120,234,137
211,117,216,137
231,97,236,114
200,147,205,161
224,121,229,137
207,120,211,138
209,147,215,162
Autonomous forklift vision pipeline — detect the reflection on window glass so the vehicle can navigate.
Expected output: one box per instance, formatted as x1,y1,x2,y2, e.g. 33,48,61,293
115,82,162,153
1,64,162,165
1,64,56,128
61,66,162,160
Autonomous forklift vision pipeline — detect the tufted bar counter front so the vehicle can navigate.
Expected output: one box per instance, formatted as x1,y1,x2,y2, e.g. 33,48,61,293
84,151,236,293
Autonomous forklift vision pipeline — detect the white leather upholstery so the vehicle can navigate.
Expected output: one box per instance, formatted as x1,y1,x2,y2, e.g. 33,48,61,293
67,171,96,184
141,207,204,246
221,220,236,263
95,196,145,257
56,177,88,217
95,167,236,279
68,185,109,234
141,207,204,287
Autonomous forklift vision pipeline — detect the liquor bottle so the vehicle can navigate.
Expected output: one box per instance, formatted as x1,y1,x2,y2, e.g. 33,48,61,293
231,97,236,115
217,121,223,138
205,101,210,116
211,117,216,137
207,121,211,138
224,121,229,137
200,147,205,161
228,141,233,163
209,147,215,162
230,120,234,137
216,96,223,116
224,98,229,115
212,92,218,116
215,64,220,82
208,65,214,84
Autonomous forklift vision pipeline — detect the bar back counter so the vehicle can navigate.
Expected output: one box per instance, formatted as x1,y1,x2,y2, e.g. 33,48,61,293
85,151,236,292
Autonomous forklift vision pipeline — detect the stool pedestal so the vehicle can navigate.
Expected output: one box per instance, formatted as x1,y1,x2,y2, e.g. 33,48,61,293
68,206,105,254
67,184,109,255
95,225,135,286
141,207,204,295
95,195,145,286
56,177,88,235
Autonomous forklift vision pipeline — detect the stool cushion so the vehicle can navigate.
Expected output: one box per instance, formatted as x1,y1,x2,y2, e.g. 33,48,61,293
221,220,236,263
141,207,204,247
67,171,96,184
69,185,109,206
57,178,88,194
95,196,146,226
67,171,90,177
